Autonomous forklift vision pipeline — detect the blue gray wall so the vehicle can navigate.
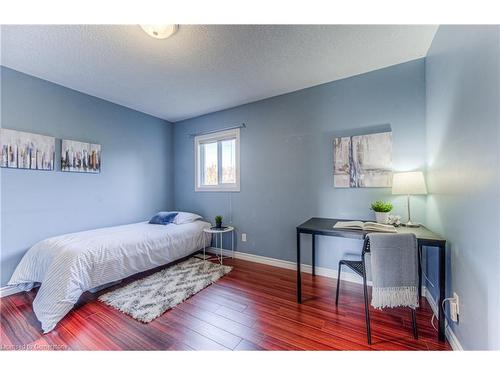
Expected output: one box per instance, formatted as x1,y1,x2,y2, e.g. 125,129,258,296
0,67,174,286
425,26,500,350
174,59,427,271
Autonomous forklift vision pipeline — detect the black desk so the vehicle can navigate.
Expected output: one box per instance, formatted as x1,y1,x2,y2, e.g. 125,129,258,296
296,217,447,342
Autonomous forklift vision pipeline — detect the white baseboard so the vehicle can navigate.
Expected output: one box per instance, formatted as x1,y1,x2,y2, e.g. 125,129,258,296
206,246,369,285
423,287,463,351
206,247,439,293
0,285,22,298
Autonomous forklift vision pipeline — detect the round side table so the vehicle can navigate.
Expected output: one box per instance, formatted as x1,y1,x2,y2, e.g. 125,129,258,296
203,226,235,265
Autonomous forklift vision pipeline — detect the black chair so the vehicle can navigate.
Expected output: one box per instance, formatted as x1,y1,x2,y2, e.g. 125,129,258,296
335,237,418,345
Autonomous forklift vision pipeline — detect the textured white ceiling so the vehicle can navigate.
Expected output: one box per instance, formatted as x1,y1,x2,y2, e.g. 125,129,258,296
0,25,437,122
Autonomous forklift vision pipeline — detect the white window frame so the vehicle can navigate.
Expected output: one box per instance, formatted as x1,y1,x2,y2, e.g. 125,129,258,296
194,128,240,192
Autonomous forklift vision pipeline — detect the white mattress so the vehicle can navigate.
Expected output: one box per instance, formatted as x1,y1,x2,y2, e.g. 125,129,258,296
8,220,211,333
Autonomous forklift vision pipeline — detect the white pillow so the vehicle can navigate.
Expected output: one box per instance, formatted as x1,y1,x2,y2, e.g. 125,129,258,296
173,211,203,225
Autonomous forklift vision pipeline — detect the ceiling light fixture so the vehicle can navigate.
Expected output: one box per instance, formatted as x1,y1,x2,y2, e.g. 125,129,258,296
140,25,178,39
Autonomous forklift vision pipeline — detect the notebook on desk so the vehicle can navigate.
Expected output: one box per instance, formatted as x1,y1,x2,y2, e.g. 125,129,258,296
333,221,397,233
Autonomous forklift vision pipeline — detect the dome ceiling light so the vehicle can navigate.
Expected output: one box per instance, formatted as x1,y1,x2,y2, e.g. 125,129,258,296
140,25,178,39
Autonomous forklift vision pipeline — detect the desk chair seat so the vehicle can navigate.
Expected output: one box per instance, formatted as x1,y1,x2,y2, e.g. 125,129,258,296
338,259,365,276
335,237,418,345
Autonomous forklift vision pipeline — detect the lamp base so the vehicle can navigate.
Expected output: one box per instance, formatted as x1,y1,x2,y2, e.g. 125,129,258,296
404,220,421,228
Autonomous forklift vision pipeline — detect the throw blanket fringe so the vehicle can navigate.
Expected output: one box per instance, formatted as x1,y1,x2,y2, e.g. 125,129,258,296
371,286,419,309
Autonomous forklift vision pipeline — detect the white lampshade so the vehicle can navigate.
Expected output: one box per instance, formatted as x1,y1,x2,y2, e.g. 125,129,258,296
140,25,178,39
392,171,427,195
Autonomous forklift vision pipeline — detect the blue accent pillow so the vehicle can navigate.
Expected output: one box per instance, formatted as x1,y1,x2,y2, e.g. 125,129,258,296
149,212,178,225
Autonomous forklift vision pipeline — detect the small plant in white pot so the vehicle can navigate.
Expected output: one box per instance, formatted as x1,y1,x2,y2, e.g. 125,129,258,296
371,200,393,224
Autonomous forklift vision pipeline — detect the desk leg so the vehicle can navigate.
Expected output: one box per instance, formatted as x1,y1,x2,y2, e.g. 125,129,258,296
297,228,302,303
418,244,423,302
312,234,316,276
438,243,446,342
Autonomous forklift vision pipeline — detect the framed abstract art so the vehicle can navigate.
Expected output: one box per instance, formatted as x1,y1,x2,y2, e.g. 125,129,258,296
61,139,101,173
0,128,55,170
333,131,392,188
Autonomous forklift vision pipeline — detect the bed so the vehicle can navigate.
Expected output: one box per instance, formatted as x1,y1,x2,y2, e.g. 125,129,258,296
8,219,211,333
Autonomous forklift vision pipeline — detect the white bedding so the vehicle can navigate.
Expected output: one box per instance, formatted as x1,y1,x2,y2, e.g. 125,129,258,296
8,220,211,333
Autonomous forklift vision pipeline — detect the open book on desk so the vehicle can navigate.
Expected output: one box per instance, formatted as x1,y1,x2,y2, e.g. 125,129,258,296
333,221,397,233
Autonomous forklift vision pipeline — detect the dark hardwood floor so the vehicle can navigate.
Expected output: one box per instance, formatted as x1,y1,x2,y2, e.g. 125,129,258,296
0,257,450,350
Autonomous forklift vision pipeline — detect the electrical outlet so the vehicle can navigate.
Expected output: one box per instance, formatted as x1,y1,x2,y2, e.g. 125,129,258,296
241,233,247,242
454,292,460,316
450,292,460,323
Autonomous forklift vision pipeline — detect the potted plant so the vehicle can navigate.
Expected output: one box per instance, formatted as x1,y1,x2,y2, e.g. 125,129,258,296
215,215,223,229
370,200,393,224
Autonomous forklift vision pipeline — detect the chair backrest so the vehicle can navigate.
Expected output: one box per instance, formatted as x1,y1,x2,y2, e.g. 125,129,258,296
361,237,371,279
361,236,370,256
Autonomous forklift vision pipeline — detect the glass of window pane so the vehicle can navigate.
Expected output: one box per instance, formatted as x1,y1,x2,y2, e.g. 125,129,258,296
202,142,218,185
221,139,236,184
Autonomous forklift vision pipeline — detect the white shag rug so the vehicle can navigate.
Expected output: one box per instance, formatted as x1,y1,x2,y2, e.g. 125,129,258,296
98,257,232,323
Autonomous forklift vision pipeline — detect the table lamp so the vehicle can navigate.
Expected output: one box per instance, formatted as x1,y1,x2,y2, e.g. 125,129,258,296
392,171,427,227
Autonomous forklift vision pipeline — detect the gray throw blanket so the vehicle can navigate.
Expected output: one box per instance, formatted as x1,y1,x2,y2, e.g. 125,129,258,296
367,233,419,309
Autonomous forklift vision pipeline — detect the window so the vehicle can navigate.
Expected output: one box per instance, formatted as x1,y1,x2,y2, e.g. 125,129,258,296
195,128,240,192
